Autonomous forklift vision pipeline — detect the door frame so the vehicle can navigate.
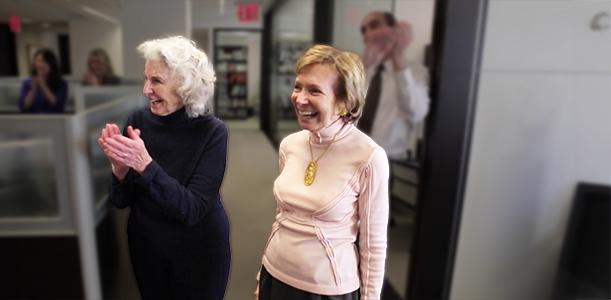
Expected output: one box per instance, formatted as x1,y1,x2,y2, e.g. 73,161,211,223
406,0,489,299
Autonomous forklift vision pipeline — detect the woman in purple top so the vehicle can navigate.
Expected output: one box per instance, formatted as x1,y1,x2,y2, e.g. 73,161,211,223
18,49,68,113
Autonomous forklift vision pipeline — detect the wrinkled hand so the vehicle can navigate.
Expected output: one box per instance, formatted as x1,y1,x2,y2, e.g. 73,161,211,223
98,124,147,180
103,125,150,174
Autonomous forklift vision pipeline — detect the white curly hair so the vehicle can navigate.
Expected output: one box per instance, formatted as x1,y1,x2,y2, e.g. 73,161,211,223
137,36,215,118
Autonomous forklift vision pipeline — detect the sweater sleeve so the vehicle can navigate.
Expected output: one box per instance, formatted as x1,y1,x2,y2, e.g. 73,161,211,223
358,146,389,300
109,170,137,208
133,123,228,227
394,65,430,124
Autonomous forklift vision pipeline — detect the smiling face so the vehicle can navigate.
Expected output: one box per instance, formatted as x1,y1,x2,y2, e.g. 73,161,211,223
88,54,106,77
361,12,394,45
291,63,343,132
143,60,184,116
34,53,50,77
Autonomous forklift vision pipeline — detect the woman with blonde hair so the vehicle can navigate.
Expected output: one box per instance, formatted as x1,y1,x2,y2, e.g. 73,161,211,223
255,45,389,300
98,36,229,299
83,48,121,86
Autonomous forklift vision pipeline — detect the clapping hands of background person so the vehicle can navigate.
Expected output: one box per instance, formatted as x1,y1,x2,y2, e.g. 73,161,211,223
98,124,152,182
83,72,100,86
364,21,413,71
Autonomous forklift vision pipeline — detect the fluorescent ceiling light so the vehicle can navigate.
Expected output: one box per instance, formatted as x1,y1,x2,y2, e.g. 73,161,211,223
281,32,298,38
82,6,119,24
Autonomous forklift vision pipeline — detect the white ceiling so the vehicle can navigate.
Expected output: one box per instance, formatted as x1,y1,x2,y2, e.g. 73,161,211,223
0,0,121,24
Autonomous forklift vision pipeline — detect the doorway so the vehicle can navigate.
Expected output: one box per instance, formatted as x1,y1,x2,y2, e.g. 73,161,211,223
212,29,262,131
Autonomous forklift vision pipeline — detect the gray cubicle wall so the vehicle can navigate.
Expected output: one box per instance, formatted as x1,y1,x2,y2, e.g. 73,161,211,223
0,77,143,114
0,93,147,299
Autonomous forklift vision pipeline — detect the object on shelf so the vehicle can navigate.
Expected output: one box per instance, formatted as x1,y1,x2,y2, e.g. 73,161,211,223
235,63,248,72
216,61,228,72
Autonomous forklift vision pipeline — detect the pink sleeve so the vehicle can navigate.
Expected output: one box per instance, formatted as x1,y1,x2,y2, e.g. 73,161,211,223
358,147,389,299
279,149,286,173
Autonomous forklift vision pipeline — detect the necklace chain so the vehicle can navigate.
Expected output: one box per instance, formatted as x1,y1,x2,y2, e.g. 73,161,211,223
304,124,345,186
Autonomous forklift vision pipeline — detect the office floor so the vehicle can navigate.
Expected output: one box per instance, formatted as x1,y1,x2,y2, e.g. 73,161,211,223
106,123,414,299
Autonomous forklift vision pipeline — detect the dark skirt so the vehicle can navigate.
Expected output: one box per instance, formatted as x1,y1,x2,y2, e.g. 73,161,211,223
127,206,231,300
259,266,360,300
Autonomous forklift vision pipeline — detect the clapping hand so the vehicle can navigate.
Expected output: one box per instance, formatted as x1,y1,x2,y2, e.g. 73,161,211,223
363,33,393,69
36,73,47,89
84,73,100,86
392,22,413,58
364,21,413,70
98,124,151,181
31,75,40,91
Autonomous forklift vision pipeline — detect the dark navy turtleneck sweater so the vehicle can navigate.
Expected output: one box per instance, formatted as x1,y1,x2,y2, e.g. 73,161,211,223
108,106,231,299
109,106,228,233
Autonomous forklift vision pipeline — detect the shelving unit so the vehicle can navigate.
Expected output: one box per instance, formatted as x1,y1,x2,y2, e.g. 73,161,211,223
215,46,249,119
274,41,310,120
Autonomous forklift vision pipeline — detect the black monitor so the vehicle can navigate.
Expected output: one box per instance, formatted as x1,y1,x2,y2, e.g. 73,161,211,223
552,182,610,299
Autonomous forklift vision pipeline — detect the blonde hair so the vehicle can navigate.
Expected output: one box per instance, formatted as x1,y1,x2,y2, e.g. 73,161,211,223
137,36,215,118
88,48,116,81
294,45,366,123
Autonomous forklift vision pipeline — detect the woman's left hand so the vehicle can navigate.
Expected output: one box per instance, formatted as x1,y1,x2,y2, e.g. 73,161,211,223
103,125,153,175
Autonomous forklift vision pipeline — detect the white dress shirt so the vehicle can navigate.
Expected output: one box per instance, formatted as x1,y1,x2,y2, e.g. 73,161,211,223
364,59,430,160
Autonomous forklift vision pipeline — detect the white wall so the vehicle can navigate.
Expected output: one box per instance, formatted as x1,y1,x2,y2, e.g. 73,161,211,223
15,28,43,77
331,0,433,64
120,0,191,78
14,23,68,77
192,0,262,29
450,1,611,299
332,0,393,56
247,33,261,112
394,0,435,64
68,19,123,77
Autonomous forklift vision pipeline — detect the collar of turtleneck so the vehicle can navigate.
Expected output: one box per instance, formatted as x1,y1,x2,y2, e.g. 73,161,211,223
309,117,353,145
152,106,190,124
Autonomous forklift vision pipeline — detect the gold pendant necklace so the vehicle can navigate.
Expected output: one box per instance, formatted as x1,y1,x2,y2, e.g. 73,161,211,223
304,124,345,186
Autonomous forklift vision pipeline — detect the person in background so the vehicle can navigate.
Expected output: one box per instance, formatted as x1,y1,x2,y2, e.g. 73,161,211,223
98,36,230,300
254,45,389,300
18,49,68,113
83,48,121,86
358,11,430,160
359,11,431,226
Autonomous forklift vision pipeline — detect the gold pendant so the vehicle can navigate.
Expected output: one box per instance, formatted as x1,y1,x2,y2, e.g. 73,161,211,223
304,160,317,186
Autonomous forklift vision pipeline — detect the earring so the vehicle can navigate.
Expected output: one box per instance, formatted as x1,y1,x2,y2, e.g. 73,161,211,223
339,108,348,117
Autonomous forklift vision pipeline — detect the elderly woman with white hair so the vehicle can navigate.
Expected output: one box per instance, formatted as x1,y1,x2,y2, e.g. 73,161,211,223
98,36,230,299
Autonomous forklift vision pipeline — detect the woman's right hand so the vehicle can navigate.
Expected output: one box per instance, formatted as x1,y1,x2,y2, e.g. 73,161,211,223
254,284,259,300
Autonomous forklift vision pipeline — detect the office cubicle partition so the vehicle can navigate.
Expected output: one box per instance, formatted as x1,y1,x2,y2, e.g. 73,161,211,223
0,93,147,299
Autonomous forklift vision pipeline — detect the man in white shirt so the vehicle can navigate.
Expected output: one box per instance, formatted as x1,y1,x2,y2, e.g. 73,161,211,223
358,11,430,161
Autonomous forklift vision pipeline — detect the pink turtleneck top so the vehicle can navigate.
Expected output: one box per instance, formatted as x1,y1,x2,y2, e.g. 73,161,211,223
260,119,389,300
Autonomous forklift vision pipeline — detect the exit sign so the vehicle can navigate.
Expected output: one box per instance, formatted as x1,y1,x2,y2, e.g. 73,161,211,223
9,16,21,33
237,4,259,23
